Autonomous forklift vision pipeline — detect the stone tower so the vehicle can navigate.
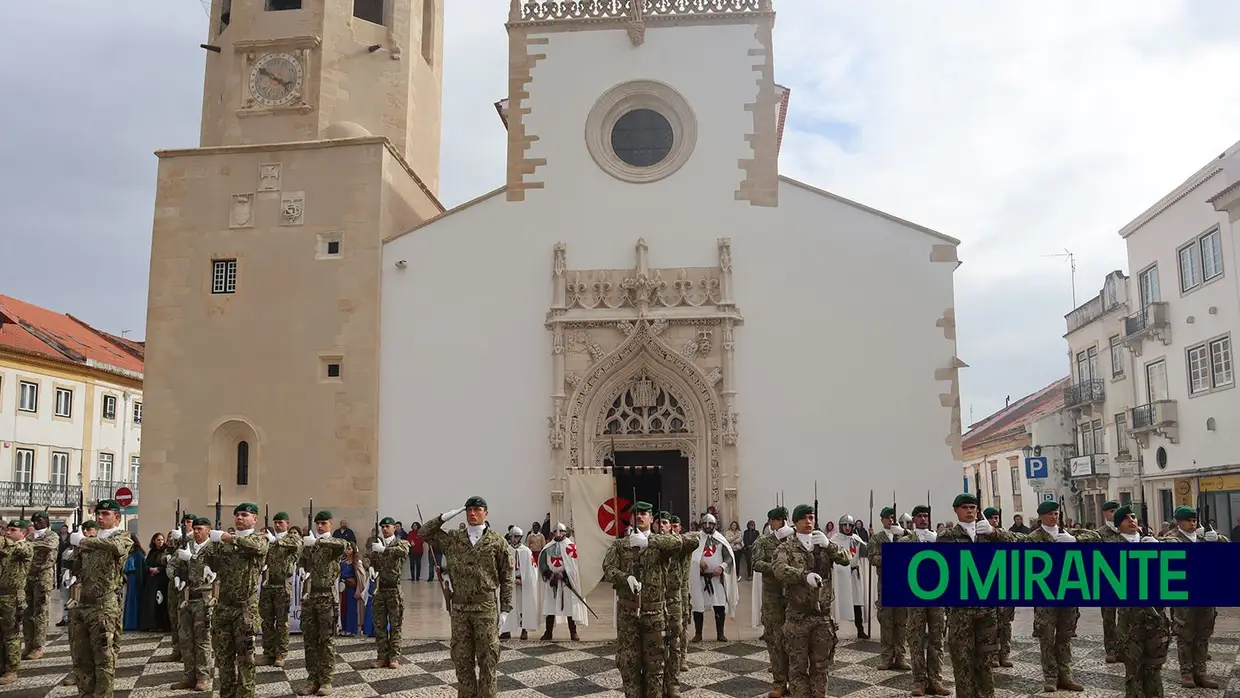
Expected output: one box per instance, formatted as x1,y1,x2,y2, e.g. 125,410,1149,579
140,0,445,536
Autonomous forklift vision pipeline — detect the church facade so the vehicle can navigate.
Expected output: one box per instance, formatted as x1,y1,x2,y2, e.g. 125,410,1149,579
140,0,964,539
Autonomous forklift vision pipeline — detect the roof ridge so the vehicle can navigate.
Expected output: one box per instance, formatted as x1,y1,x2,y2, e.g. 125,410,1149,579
66,314,145,360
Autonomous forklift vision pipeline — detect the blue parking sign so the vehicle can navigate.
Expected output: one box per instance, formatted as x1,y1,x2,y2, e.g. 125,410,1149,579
1025,456,1049,479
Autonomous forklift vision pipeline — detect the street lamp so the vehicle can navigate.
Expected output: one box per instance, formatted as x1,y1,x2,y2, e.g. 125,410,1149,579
1021,445,1033,459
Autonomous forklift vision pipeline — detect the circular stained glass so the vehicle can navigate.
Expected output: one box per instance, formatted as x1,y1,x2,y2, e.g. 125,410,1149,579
610,109,674,168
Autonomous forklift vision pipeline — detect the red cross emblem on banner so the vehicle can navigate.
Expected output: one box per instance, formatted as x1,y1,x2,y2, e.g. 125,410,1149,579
566,543,577,558
598,497,631,536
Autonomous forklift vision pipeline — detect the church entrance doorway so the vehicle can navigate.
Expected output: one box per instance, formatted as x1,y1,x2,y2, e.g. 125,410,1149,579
612,450,690,524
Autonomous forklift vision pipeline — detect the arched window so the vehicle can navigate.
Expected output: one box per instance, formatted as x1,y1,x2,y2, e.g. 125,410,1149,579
236,441,250,486
603,375,689,435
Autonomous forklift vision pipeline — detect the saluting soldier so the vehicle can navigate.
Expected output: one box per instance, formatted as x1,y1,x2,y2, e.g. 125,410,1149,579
170,516,215,691
1161,505,1225,689
905,505,949,696
366,516,411,668
751,506,794,698
165,512,195,663
0,520,34,684
69,500,133,698
422,496,514,698
980,506,1013,670
658,511,698,698
200,503,269,698
21,511,56,661
1113,505,1171,697
868,506,910,672
297,510,350,696
1094,500,1124,665
259,511,302,667
937,493,1001,698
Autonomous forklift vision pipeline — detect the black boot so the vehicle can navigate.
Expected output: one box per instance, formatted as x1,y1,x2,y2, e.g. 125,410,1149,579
853,606,869,639
713,606,727,642
691,612,704,642
540,616,554,641
567,618,579,641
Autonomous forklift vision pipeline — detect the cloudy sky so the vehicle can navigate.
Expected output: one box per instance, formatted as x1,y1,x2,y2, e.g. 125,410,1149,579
2,0,1238,421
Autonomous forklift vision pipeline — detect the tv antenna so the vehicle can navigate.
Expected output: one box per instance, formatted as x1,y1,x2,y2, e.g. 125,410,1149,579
1042,249,1077,307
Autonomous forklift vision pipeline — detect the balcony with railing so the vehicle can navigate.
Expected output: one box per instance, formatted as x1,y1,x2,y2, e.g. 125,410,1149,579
1122,302,1170,352
0,482,83,509
1131,400,1178,445
89,480,138,505
1063,378,1105,409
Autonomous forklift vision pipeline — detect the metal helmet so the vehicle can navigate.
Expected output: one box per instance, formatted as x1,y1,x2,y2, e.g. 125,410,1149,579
839,514,856,528
509,526,524,539
701,513,717,525
899,513,913,527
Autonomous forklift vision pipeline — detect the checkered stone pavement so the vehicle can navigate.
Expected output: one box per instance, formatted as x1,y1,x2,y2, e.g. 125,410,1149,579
8,631,1240,697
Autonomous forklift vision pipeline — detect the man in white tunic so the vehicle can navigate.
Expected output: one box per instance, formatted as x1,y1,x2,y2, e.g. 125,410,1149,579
500,528,539,640
831,514,869,639
689,514,739,642
537,523,586,641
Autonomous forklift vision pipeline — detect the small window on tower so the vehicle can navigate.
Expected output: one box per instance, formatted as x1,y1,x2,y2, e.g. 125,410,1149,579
320,355,345,382
421,0,435,66
219,0,231,33
327,363,341,378
266,0,301,10
354,0,385,26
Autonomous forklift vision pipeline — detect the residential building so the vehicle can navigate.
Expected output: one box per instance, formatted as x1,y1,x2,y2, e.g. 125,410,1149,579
961,377,1070,525
1118,140,1240,528
0,294,144,525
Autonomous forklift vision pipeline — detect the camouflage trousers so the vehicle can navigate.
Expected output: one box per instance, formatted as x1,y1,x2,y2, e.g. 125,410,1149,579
783,611,836,698
906,607,946,685
302,594,338,688
995,606,1015,658
1170,606,1216,678
71,599,121,698
179,598,214,683
945,608,997,698
449,608,501,698
874,587,906,665
258,584,292,660
1033,607,1079,683
680,597,689,670
759,592,788,686
0,594,19,674
664,599,687,696
211,602,258,698
1101,606,1118,657
615,604,666,698
1118,607,1170,698
22,577,52,652
167,579,181,656
372,588,403,661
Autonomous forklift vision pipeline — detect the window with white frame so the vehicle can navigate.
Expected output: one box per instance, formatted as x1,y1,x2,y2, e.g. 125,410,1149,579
1187,335,1234,394
102,395,117,420
1078,423,1094,455
1146,359,1168,403
130,455,140,483
51,452,69,488
212,259,238,294
132,401,142,425
1178,227,1223,293
1110,335,1124,377
18,381,38,412
989,462,999,498
14,448,33,487
1115,413,1129,455
1010,465,1020,494
54,387,73,418
1091,419,1105,455
1139,265,1160,306
98,453,114,483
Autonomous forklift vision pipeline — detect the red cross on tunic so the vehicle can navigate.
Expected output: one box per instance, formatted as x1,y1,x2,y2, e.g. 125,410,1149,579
704,543,717,558
530,551,537,567
551,556,563,568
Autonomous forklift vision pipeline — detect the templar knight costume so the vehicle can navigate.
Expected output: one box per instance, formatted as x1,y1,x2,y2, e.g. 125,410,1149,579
830,514,869,639
501,528,539,640
689,513,739,642
537,523,587,641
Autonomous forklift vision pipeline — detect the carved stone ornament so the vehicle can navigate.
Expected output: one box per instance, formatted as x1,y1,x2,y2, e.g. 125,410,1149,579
280,192,305,226
548,412,565,449
258,164,281,192
229,194,254,229
553,243,567,276
627,0,646,45
718,237,732,272
706,367,722,386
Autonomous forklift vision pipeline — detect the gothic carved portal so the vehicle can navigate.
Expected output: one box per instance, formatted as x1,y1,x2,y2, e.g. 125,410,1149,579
546,238,743,522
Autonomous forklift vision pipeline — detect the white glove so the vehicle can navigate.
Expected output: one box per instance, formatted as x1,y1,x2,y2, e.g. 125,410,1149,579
177,548,192,561
888,526,906,538
441,507,464,521
299,568,311,581
70,531,85,546
209,530,225,543
974,518,992,536
498,612,509,629
1055,532,1077,543
916,528,936,542
629,533,648,548
170,529,182,541
68,576,77,587
266,532,277,543
174,577,185,591
805,572,822,588
809,530,830,548
303,535,317,547
1204,530,1219,542
626,575,642,594
203,566,217,583
775,525,795,540
61,570,70,587
369,567,379,581
156,590,164,605
371,542,386,553
1141,536,1159,543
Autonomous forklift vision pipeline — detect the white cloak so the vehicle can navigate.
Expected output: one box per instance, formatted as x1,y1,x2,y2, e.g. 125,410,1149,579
689,531,739,616
750,571,764,627
538,538,588,625
502,544,540,633
830,531,865,621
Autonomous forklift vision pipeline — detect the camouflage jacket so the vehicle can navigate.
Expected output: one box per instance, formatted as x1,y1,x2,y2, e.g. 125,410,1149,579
421,516,513,613
200,531,268,607
602,531,698,612
937,522,1024,544
663,533,698,606
25,528,58,587
1025,527,1101,543
298,535,348,596
77,531,134,604
1095,524,1125,542
771,536,849,615
364,536,410,590
1161,527,1231,543
866,528,899,569
751,532,785,599
0,537,34,595
263,532,302,588
169,540,214,596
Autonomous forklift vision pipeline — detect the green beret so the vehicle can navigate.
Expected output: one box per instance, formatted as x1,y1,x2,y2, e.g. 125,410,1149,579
273,512,289,521
464,495,487,509
1113,505,1134,527
82,521,98,530
234,503,258,515
631,501,653,513
952,493,977,508
1037,500,1059,516
792,504,814,522
911,505,931,517
7,520,25,529
314,510,333,522
192,517,211,527
668,515,680,524
767,507,788,521
32,511,48,520
982,507,999,519
1102,501,1120,512
655,511,670,521
880,507,896,519
1173,505,1197,521
181,513,195,522
380,517,396,526
96,499,120,512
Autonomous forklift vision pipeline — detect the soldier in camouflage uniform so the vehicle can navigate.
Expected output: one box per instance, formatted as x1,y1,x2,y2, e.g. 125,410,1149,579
1112,505,1171,697
656,512,698,697
905,505,949,696
297,510,350,696
21,511,56,661
366,516,410,668
1161,505,1225,689
258,511,301,667
200,503,269,698
69,500,134,698
751,506,793,698
59,521,95,688
938,493,1005,698
164,512,195,663
669,515,692,673
868,506,910,672
770,504,849,698
602,501,698,698
0,520,34,683
170,517,215,691
979,507,1013,670
423,496,514,698
1093,501,1124,664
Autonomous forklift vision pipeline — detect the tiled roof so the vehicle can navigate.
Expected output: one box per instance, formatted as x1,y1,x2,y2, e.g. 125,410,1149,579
0,294,144,377
962,376,1069,451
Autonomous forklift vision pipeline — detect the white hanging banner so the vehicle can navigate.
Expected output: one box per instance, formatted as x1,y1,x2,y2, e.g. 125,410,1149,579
568,468,620,598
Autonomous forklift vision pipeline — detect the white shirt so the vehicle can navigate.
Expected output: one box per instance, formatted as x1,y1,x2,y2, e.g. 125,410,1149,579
796,531,814,551
958,521,976,541
467,524,485,546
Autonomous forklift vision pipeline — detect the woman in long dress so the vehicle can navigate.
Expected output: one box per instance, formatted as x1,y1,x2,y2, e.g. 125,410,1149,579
339,547,360,636
122,539,145,631
139,533,171,632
